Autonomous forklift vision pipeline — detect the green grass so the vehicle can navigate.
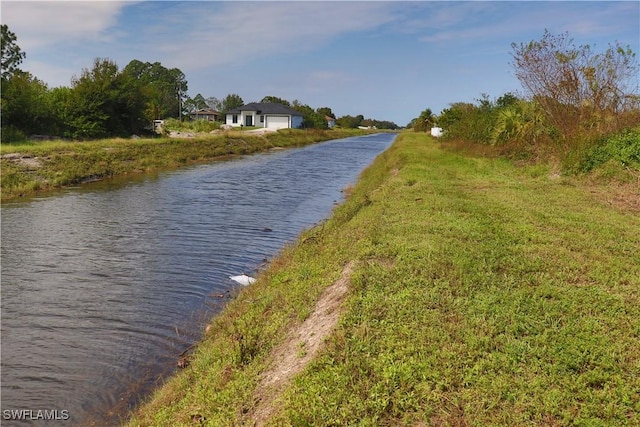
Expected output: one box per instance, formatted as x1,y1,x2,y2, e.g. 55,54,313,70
0,129,369,202
126,132,639,426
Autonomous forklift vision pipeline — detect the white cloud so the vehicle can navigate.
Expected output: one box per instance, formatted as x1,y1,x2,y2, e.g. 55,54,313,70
145,2,399,71
417,2,639,47
1,1,130,51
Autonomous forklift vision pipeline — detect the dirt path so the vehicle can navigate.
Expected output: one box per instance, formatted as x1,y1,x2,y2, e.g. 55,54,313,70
246,261,355,425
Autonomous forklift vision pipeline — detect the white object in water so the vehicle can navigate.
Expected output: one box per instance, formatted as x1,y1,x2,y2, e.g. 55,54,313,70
229,274,256,286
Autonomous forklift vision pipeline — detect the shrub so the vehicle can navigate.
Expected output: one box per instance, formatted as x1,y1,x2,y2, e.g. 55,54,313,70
578,126,640,172
162,118,220,133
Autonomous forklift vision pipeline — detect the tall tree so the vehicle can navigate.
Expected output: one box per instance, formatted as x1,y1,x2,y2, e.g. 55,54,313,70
1,24,26,80
183,93,209,113
220,93,244,113
122,60,188,121
1,72,52,140
69,58,146,138
293,102,325,128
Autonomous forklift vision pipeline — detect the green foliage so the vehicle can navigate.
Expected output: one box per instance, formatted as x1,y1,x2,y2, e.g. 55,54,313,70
122,60,188,121
438,100,495,144
423,30,639,178
0,125,26,142
163,117,220,133
316,106,335,121
0,72,53,140
260,95,291,106
68,58,147,138
1,24,25,80
292,101,327,129
411,107,436,132
490,100,551,146
183,93,209,114
575,126,640,173
220,93,244,114
336,114,364,128
1,55,188,140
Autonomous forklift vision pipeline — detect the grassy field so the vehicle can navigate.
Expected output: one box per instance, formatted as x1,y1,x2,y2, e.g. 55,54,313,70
0,128,369,202
125,131,639,426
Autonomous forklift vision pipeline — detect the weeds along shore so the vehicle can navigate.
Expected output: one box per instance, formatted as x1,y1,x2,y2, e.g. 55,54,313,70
126,131,640,426
0,128,372,202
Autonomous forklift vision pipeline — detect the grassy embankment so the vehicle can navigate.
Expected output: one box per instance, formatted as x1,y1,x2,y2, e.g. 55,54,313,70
126,132,639,426
0,128,369,202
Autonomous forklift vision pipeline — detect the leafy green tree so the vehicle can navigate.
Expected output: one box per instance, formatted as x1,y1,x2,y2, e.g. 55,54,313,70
437,103,475,138
437,101,490,143
68,58,146,138
122,60,188,121
46,86,74,137
412,108,436,132
316,107,335,119
220,93,244,113
370,119,399,130
261,95,290,106
287,100,323,128
336,114,363,129
495,92,519,109
193,94,208,110
1,72,52,140
1,24,26,81
183,93,209,114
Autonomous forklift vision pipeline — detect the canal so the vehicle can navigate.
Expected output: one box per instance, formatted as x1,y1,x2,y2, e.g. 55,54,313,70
0,133,397,426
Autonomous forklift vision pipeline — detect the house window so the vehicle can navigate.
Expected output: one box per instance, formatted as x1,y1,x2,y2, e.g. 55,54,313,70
232,115,238,124
260,115,264,123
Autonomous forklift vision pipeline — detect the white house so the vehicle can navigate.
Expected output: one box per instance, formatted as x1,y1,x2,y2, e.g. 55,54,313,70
225,102,303,130
431,127,443,137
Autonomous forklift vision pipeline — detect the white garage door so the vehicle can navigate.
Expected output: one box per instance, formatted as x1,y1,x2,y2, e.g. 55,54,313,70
265,115,289,130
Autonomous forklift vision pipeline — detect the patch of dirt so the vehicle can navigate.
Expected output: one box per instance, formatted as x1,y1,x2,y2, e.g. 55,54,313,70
243,128,278,135
587,180,640,214
246,261,355,426
168,130,195,138
2,153,43,169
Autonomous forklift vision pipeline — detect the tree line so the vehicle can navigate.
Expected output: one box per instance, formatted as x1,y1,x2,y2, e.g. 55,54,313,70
1,25,398,142
409,30,639,172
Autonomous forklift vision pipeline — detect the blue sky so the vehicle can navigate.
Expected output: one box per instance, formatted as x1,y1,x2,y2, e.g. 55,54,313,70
2,1,638,126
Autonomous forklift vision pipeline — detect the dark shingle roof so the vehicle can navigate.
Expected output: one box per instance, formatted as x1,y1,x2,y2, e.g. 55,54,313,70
227,102,302,116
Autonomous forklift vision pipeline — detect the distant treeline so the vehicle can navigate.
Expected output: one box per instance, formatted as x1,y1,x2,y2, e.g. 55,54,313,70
1,25,399,143
408,30,640,174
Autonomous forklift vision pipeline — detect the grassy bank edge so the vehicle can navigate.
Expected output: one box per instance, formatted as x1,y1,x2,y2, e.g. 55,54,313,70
123,132,405,426
124,131,639,426
0,129,376,202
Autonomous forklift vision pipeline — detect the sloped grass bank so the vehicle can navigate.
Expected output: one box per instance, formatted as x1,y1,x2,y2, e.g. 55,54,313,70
126,132,639,426
0,129,367,202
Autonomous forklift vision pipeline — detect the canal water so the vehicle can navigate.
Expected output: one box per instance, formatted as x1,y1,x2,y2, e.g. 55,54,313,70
0,133,397,426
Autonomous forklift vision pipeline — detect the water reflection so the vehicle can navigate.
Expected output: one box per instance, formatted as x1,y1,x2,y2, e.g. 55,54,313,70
1,133,396,426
